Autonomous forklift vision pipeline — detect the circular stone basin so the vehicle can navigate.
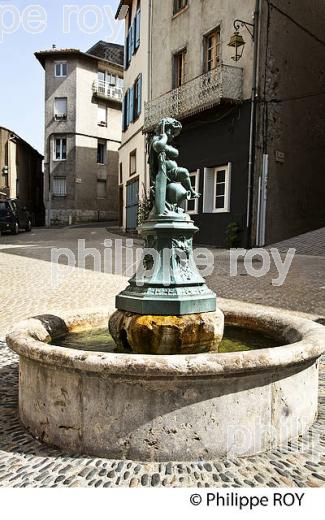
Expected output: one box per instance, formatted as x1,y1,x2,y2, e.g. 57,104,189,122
6,300,325,462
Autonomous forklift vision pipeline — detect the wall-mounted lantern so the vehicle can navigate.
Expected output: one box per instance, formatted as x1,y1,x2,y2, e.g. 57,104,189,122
228,19,255,62
228,31,246,62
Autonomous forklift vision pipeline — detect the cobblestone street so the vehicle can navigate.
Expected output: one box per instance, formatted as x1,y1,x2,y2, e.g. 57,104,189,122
0,225,324,487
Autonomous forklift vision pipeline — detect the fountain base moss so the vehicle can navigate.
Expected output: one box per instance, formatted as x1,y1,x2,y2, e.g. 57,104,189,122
108,308,224,354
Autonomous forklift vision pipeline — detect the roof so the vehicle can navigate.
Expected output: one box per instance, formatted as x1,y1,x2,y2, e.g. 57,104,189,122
115,0,132,20
0,126,43,158
35,41,124,70
87,41,124,66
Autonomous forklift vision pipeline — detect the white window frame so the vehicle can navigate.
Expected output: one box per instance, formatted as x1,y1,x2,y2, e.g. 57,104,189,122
54,61,67,77
213,164,231,213
53,176,67,197
53,137,67,161
97,104,107,126
186,169,200,215
202,163,231,214
54,97,67,120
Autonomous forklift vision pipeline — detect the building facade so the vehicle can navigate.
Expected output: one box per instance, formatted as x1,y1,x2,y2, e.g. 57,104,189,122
0,127,44,225
253,0,325,245
35,42,124,226
116,0,149,230
117,0,325,246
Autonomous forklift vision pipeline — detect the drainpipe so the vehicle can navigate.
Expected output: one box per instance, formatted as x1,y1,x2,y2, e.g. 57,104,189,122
246,0,261,248
144,0,153,194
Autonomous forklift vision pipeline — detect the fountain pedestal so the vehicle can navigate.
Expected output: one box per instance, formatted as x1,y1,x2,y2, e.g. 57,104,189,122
109,213,224,354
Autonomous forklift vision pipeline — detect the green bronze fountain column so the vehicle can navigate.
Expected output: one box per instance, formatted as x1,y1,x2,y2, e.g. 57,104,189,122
109,118,224,354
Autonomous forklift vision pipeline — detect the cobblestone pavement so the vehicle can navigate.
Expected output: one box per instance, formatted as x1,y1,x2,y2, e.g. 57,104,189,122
0,342,324,488
270,227,325,257
0,225,324,487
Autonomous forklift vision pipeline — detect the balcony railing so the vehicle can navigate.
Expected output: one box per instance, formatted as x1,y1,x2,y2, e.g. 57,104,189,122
92,80,123,103
144,65,243,131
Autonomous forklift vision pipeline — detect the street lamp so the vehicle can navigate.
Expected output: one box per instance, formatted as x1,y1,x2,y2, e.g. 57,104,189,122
228,19,255,62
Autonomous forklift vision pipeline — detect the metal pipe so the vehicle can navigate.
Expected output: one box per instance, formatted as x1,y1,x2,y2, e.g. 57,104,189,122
246,0,261,248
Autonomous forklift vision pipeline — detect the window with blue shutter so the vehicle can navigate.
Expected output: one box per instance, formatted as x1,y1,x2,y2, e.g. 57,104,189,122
125,89,129,128
131,19,135,56
137,74,142,117
127,27,132,65
124,34,129,70
129,86,134,124
122,95,126,132
135,9,141,49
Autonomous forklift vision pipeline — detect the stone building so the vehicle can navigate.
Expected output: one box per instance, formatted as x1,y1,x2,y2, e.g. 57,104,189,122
35,41,124,226
117,0,325,246
0,126,44,226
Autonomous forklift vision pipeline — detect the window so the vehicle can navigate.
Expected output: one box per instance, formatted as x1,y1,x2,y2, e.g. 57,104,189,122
129,150,136,176
53,177,67,197
119,163,123,184
98,105,107,126
173,49,187,88
186,170,200,214
125,5,141,69
55,62,67,77
173,0,188,15
133,74,142,120
54,97,67,120
97,141,106,164
203,163,231,213
96,179,107,199
54,138,67,161
205,28,221,72
123,74,142,130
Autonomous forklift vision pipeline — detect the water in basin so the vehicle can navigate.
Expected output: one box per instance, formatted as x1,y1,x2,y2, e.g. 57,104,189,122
51,326,281,354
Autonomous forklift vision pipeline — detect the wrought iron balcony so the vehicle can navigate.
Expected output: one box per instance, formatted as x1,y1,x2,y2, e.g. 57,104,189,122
144,65,243,130
92,80,123,103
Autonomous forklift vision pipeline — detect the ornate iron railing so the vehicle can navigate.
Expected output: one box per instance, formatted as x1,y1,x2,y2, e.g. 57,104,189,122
92,80,123,103
144,65,243,130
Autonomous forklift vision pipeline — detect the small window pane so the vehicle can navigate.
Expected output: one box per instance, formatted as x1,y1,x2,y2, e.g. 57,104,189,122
98,105,107,125
217,170,225,183
53,177,67,196
97,142,106,164
55,98,67,119
215,196,225,209
55,140,61,159
55,62,67,77
216,183,225,196
130,151,136,175
62,139,67,160
187,199,195,212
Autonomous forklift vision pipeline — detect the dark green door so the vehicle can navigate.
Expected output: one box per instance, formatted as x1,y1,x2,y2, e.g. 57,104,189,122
126,178,139,231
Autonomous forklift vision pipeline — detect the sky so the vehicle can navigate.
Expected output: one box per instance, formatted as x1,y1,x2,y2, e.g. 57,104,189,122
0,0,124,154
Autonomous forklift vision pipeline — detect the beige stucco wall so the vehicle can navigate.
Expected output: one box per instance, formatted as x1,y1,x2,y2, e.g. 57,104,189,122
118,0,150,228
149,0,255,101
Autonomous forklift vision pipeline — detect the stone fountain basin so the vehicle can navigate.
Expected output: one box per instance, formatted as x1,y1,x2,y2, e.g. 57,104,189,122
6,300,325,462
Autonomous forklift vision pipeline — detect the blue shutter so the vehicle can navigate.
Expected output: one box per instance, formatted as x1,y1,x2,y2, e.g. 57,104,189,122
137,74,142,116
129,86,134,124
135,9,141,49
128,27,132,65
125,89,129,127
131,19,135,56
122,95,126,131
124,34,129,69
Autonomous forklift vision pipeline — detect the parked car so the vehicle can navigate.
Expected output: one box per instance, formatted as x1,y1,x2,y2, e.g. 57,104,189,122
0,199,32,235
